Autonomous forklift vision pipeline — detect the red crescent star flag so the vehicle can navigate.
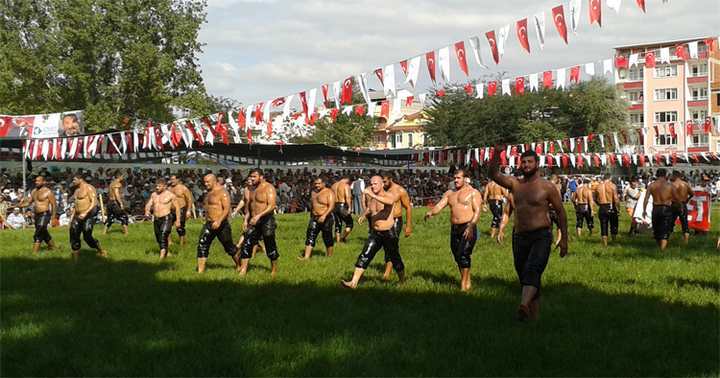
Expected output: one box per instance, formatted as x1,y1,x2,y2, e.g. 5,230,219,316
686,120,694,135
374,68,384,86
454,41,469,76
487,81,498,96
271,97,285,107
425,51,437,83
645,51,656,68
615,55,628,68
543,70,553,89
485,30,499,64
463,83,473,96
570,66,580,83
321,84,329,104
298,91,309,120
341,77,353,105
399,60,409,76
705,38,717,53
515,18,530,53
705,117,712,133
635,0,646,12
675,44,689,60
552,5,568,44
515,77,525,95
589,0,602,27
254,103,264,125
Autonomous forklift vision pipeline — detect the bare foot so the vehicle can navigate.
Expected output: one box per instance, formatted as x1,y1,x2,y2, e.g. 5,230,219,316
297,255,310,261
341,280,357,289
96,250,108,258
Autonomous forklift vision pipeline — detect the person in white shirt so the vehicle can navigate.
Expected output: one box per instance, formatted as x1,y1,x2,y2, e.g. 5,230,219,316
6,208,27,229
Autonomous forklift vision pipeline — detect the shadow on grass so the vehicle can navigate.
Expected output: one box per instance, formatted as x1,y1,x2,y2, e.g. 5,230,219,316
1,257,718,377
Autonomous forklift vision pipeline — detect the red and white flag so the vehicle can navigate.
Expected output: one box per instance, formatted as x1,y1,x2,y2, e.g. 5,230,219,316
425,51,437,83
399,60,409,76
589,0,602,26
552,5,568,44
635,0,646,12
405,55,421,88
645,51,656,68
321,84,329,104
543,70,553,89
374,68,384,86
341,77,353,105
515,77,525,95
515,18,530,53
570,66,580,83
487,81,498,96
454,41,469,76
485,30,499,64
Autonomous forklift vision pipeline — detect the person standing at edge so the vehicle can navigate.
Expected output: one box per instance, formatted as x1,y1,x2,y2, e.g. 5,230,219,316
300,177,335,259
69,175,108,259
424,169,482,291
332,176,353,242
169,175,194,246
489,149,568,321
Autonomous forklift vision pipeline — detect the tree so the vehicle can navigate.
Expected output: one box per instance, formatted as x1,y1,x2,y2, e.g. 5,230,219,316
292,113,376,148
0,0,213,131
424,78,629,147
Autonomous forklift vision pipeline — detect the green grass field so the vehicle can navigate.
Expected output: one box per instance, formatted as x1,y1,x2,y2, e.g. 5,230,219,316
1,205,719,376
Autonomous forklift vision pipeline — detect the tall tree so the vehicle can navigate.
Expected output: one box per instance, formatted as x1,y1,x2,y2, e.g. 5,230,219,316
0,0,211,131
292,113,376,148
424,78,628,147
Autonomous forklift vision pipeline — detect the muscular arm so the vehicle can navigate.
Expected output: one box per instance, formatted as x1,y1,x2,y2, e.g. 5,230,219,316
172,195,182,223
684,183,694,202
49,191,57,217
400,190,412,230
221,191,231,220
642,185,651,216
547,183,568,256
469,190,482,227
17,190,34,208
321,191,335,219
365,190,398,206
254,187,276,218
144,194,155,217
184,188,194,214
82,188,97,218
113,187,123,208
344,185,351,206
425,191,450,218
488,150,518,191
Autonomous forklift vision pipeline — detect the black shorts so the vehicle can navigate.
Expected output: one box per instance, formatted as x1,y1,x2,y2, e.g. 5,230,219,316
652,205,674,241
512,228,552,297
175,207,188,236
598,204,619,237
105,201,129,227
33,211,52,243
450,223,477,268
671,202,689,234
69,207,100,251
489,199,503,228
196,219,236,258
241,214,279,261
154,215,173,251
334,203,353,234
305,215,335,248
355,227,403,273
575,204,593,229
548,208,560,228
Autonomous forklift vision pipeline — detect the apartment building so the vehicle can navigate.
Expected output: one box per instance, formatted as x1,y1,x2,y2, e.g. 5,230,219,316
615,37,718,155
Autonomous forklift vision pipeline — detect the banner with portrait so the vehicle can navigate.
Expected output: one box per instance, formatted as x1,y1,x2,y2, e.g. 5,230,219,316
0,110,84,139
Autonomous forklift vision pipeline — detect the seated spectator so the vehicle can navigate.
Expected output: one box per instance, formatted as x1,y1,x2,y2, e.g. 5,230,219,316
6,208,26,229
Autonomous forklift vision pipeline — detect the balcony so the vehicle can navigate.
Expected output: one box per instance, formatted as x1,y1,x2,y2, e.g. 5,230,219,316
622,81,643,89
687,100,707,107
627,104,643,111
687,76,708,84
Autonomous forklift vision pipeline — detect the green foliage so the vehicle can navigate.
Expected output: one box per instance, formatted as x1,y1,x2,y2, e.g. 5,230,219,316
0,0,214,131
1,207,718,376
293,112,376,148
424,78,629,147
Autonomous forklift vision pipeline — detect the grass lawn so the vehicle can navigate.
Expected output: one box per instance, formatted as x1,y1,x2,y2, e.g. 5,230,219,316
1,204,719,376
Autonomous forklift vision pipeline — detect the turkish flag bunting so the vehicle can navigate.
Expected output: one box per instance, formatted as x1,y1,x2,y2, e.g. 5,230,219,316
299,91,309,120
543,71,553,89
615,55,628,68
436,89,446,97
704,117,712,133
341,77,353,105
405,96,414,106
454,41,469,76
254,103,264,125
321,84,329,104
374,68,384,86
589,0,602,27
636,0,646,12
487,81,498,96
380,101,390,119
237,109,246,130
570,66,580,83
686,120,694,135
425,51,437,83
608,153,616,166
551,5,568,44
271,97,286,107
675,44,689,60
463,83,474,96
515,77,525,95
645,51,656,68
170,123,183,147
214,113,229,144
187,121,203,146
266,118,273,138
515,18,531,53
399,60,409,76
669,122,676,139
330,108,339,121
705,38,717,53
485,30,500,64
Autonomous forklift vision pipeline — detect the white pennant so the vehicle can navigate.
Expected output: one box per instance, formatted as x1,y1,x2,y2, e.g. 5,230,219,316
659,47,671,63
307,88,317,117
585,62,595,76
688,41,699,59
569,0,582,34
332,81,341,109
569,154,576,167
629,53,639,67
599,134,605,149
180,124,192,147
583,136,589,152
556,67,566,89
418,93,428,107
390,97,402,122
475,83,484,99
554,154,562,167
601,154,607,166
583,153,592,166
108,132,120,153
438,47,451,83
245,106,255,129
61,138,68,159
406,56,421,88
569,137,576,152
501,79,511,95
160,124,171,145
606,0,622,13
382,64,396,97
69,137,79,158
41,139,49,160
357,73,371,104
342,106,353,116
497,24,511,58
603,58,613,75
529,73,539,91
468,37,489,69
533,12,546,50
282,95,294,119
83,136,90,157
613,132,620,152
367,100,377,118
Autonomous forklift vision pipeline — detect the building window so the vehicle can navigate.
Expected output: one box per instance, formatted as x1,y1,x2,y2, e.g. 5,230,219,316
627,90,644,102
628,66,644,81
690,62,708,77
654,65,677,78
691,110,707,122
407,133,413,147
654,111,677,123
717,93,720,106
690,133,709,146
396,133,402,144
654,88,677,101
690,87,708,101
655,134,677,146
630,113,644,124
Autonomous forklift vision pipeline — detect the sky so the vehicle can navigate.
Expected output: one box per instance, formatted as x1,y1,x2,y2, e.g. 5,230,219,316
197,0,719,106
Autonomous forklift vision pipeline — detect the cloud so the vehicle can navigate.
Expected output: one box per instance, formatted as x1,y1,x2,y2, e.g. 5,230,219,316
198,0,719,105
